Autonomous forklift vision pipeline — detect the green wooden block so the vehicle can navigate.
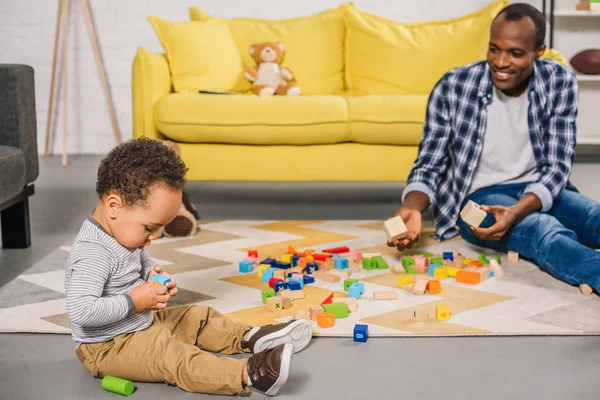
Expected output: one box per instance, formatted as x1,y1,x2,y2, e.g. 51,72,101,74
402,257,415,268
430,257,443,265
494,255,501,264
344,278,359,291
362,257,377,270
322,302,349,318
262,288,275,304
479,253,490,263
403,264,417,274
422,252,434,257
373,255,388,269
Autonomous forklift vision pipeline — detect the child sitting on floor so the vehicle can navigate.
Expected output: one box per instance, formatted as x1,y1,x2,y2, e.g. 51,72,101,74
65,137,313,396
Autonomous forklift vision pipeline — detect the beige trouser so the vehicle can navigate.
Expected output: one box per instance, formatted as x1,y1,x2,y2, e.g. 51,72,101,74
75,306,251,395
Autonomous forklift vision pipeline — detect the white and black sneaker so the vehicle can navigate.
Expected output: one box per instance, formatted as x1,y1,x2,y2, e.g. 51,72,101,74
242,320,313,354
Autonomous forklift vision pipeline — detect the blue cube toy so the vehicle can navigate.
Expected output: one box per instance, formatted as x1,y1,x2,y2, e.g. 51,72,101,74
353,324,368,342
443,252,454,261
151,273,171,286
303,275,315,285
274,281,289,293
261,267,276,283
273,261,292,269
288,281,302,291
306,262,318,274
428,264,442,276
288,276,304,289
292,255,300,267
238,260,254,273
260,257,276,265
348,282,364,299
334,258,349,270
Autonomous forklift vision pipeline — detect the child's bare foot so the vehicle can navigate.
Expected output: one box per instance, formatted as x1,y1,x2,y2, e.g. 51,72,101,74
580,284,593,295
243,320,313,354
246,343,293,396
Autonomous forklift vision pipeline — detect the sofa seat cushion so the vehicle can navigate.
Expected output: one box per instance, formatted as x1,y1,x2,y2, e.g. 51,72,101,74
0,145,25,205
347,94,427,145
156,93,350,145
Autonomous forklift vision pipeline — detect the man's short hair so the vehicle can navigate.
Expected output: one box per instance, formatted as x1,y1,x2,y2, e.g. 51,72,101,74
494,3,546,50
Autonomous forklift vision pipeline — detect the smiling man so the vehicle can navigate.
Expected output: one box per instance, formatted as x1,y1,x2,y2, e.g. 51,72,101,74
389,3,600,294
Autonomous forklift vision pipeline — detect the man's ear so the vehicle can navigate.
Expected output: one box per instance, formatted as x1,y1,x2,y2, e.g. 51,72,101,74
535,44,547,59
104,193,125,220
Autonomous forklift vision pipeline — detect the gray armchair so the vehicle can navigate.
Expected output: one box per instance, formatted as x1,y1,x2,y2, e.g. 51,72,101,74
0,64,39,248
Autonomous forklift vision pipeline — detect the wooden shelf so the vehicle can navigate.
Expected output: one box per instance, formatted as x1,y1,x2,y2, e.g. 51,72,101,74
554,10,600,17
576,74,600,82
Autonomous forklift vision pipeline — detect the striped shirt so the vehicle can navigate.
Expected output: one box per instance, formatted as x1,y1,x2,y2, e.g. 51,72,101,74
64,215,156,346
403,59,578,240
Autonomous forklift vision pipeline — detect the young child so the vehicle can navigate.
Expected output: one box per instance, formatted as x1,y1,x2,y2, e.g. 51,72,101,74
65,138,313,396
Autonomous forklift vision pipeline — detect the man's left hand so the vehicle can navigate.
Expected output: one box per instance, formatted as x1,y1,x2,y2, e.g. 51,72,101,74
471,205,518,241
147,265,178,296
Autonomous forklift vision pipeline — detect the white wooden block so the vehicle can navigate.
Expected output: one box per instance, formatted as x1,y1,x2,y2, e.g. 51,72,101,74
508,251,519,264
489,259,505,277
412,279,428,295
361,252,382,258
373,291,399,300
384,216,408,242
332,297,358,312
580,284,593,296
460,200,487,227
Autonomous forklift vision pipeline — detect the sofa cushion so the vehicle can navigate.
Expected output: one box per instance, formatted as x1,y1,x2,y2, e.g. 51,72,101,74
0,145,25,205
189,6,346,95
147,17,247,93
347,94,427,145
156,93,350,145
341,0,509,95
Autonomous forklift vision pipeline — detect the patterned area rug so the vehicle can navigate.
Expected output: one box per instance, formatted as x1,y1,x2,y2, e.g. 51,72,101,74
1,220,599,337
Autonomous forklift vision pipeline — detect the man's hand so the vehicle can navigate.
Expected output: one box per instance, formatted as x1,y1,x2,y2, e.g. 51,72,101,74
387,206,423,251
129,283,170,312
471,205,518,241
147,265,178,297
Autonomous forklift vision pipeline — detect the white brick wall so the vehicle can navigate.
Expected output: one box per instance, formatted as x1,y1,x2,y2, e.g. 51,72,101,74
1,0,597,155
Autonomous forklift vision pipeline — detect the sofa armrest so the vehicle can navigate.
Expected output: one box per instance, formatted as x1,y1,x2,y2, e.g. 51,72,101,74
0,64,39,184
132,47,172,140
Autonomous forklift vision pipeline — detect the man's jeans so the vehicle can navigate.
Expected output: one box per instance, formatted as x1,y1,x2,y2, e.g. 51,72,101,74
458,183,600,293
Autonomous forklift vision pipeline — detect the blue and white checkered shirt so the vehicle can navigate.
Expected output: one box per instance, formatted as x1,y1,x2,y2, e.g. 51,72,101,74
403,59,579,240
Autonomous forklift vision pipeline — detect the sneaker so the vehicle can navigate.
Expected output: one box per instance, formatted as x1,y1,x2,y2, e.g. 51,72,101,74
247,343,293,396
242,320,313,354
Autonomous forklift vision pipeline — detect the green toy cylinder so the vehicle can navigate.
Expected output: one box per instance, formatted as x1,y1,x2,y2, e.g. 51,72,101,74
102,375,134,396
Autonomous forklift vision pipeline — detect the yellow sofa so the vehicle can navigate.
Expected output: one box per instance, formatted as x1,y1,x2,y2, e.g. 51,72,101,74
132,1,565,182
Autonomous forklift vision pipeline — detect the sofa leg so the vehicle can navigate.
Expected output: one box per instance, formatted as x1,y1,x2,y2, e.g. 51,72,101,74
1,197,32,249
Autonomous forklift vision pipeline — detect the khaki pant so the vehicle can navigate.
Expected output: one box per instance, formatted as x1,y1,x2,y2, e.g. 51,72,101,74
75,306,251,395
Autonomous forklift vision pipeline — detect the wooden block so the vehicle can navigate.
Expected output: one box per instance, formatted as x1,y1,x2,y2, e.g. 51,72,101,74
281,297,292,309
413,255,427,266
490,259,505,277
384,216,408,242
508,251,519,264
479,267,490,282
309,305,324,321
436,305,451,321
257,264,271,278
427,279,441,294
328,269,351,278
292,290,305,299
433,266,448,280
413,309,429,322
287,266,305,275
580,284,593,296
349,263,361,273
468,260,484,268
413,264,427,274
293,309,310,320
577,0,591,11
322,246,350,254
373,291,399,300
322,302,349,318
361,252,382,258
266,297,282,311
412,279,428,295
404,284,415,293
460,200,487,227
445,266,461,278
273,269,287,281
279,289,295,300
456,269,481,284
281,253,294,263
317,312,336,328
391,264,405,274
397,275,414,288
312,270,341,283
332,297,358,312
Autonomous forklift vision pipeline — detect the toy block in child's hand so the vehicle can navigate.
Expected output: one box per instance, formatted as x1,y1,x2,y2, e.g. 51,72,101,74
309,305,324,321
373,291,398,300
460,200,487,227
266,296,282,311
317,312,335,328
353,324,368,342
332,297,358,312
436,305,451,321
489,260,505,277
151,273,171,286
507,251,519,264
384,216,408,243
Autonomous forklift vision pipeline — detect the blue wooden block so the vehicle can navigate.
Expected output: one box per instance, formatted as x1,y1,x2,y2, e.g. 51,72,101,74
261,267,276,283
348,282,364,299
305,262,318,274
274,281,289,293
489,270,494,278
151,273,171,286
303,275,315,285
260,257,276,265
288,276,304,289
238,260,254,273
351,282,365,294
353,324,368,342
428,264,442,276
334,258,349,270
273,261,292,269
288,281,302,291
292,255,300,267
443,252,454,261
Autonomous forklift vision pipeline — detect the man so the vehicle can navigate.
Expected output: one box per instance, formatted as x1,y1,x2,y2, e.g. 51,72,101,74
390,3,599,295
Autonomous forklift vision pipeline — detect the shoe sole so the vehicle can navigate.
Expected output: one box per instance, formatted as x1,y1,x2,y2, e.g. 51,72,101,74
264,343,293,396
253,320,313,354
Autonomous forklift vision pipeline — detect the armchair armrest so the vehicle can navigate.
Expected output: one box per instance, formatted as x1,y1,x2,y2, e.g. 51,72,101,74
132,47,173,140
0,64,39,184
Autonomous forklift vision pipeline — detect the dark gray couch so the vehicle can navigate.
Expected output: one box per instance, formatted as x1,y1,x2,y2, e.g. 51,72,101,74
0,64,39,248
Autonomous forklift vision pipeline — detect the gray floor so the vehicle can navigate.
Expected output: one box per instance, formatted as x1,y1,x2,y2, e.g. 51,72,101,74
1,155,600,400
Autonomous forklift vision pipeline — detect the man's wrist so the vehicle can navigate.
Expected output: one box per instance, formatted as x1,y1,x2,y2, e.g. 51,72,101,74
509,193,542,222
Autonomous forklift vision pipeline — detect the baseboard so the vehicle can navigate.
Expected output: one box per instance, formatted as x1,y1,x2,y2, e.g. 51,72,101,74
575,144,600,163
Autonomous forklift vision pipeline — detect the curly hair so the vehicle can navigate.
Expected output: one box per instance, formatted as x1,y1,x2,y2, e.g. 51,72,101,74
96,137,188,206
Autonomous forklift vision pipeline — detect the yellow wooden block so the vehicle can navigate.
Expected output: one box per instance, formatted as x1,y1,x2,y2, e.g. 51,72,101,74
433,267,448,280
445,266,461,278
463,258,475,266
436,305,451,321
397,275,414,288
257,264,270,278
281,253,293,263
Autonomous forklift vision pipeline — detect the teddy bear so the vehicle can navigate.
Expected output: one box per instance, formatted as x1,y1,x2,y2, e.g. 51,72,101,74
156,140,201,238
244,42,301,96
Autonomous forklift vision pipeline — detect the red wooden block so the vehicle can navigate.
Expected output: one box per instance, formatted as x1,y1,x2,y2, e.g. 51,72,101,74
322,246,350,254
268,278,283,288
321,293,334,305
313,253,331,262
248,250,258,258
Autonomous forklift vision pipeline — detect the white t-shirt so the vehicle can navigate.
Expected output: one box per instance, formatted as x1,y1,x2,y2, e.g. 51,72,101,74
468,84,540,195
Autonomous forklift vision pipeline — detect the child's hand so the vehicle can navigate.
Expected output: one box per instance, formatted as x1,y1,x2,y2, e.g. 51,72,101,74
129,282,170,312
147,265,178,297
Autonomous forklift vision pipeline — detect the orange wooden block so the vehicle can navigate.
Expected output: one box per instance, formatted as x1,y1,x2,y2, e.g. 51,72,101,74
456,269,481,284
287,245,297,255
317,312,335,328
427,279,441,294
298,257,308,268
468,260,484,268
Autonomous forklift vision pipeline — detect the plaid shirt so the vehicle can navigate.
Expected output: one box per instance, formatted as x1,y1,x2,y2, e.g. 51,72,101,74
403,59,579,240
